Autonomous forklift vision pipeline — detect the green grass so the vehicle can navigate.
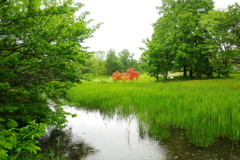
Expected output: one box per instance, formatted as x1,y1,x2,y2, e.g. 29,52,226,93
67,73,240,147
8,150,68,160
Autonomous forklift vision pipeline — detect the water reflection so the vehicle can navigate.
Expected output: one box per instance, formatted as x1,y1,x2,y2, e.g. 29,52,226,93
40,126,96,159
40,106,166,160
159,129,240,160
40,106,240,160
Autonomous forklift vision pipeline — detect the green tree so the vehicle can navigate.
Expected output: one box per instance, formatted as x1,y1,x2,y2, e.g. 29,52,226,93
142,0,214,80
141,15,175,80
200,3,240,77
94,51,107,75
95,50,106,61
79,56,100,78
0,0,98,157
129,58,140,71
105,49,121,75
170,0,213,77
118,49,133,72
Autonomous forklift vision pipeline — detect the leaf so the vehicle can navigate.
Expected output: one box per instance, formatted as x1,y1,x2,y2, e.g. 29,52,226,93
0,117,5,122
6,107,18,113
6,119,18,128
16,147,22,153
0,124,4,129
35,146,41,151
0,149,8,160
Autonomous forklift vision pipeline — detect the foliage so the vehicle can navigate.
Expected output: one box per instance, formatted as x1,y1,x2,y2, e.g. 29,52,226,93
200,3,240,77
0,121,46,160
98,49,140,76
141,20,175,81
105,49,122,75
79,56,100,76
142,1,240,80
0,0,97,158
93,51,107,75
80,49,140,77
67,74,240,147
112,67,140,81
142,0,214,79
118,49,139,72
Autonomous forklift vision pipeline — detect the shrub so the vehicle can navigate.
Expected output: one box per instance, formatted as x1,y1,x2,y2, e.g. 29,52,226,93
112,68,140,81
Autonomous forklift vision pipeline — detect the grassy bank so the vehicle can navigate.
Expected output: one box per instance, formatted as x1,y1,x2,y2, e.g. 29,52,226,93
66,74,240,147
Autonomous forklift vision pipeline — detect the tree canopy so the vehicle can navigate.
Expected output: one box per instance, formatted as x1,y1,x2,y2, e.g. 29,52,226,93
104,49,139,75
141,0,240,79
0,0,99,158
200,3,240,76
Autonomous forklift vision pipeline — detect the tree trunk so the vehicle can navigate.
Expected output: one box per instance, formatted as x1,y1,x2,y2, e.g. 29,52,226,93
189,69,194,78
156,74,159,82
183,65,187,77
225,61,229,77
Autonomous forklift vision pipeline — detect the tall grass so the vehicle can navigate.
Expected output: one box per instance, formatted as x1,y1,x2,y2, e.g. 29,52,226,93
67,74,240,147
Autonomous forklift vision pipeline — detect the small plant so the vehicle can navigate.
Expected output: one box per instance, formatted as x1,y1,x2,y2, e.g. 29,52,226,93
112,67,140,81
0,121,47,160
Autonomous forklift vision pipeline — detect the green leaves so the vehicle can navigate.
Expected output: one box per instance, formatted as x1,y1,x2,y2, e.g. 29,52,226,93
0,106,19,129
200,3,240,76
0,129,17,159
105,49,122,75
142,0,239,79
0,149,8,160
0,121,47,159
6,119,18,128
0,0,98,158
0,0,97,88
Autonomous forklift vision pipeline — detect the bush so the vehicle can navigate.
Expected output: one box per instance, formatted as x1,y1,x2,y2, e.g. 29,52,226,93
112,68,140,81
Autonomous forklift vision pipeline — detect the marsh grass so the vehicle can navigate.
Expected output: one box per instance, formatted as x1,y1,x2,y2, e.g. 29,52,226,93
67,74,240,147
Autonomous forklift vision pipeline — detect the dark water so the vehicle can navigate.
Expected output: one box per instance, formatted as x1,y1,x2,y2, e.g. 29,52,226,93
40,106,240,160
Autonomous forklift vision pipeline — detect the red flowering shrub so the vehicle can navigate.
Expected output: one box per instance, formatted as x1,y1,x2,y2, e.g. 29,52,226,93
112,67,140,81
112,71,123,80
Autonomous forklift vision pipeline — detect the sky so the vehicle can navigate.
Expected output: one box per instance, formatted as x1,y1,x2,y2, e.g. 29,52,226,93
76,0,240,60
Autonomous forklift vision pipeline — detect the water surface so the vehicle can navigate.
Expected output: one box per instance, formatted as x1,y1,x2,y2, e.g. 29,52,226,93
40,106,240,160
41,106,166,160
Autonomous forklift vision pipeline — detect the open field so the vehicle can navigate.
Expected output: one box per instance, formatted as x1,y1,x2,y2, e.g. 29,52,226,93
66,74,240,147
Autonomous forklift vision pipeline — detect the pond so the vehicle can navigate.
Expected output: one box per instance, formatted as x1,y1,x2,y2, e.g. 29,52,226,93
40,106,240,160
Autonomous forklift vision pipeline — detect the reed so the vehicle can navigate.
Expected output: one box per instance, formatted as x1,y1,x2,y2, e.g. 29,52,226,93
67,74,240,147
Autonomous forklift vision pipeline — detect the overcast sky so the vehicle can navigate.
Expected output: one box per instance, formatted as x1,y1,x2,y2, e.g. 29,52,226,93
76,0,239,59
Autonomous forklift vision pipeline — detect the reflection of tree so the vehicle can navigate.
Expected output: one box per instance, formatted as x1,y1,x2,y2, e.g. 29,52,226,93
39,127,96,160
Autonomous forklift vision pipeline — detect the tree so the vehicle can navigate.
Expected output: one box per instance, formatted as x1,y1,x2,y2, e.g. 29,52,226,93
94,51,107,75
142,0,214,80
105,49,121,75
143,1,240,79
167,0,214,78
118,49,133,72
0,0,98,157
200,3,240,77
95,50,106,61
141,16,175,80
79,55,101,78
